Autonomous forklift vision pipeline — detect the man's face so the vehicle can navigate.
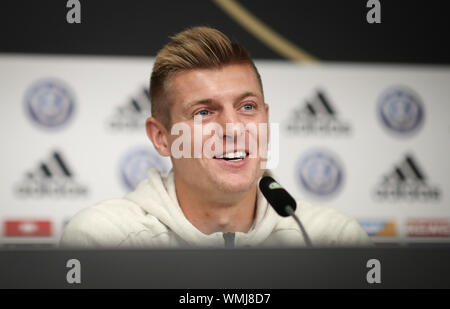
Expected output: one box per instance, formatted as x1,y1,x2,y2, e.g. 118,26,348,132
165,63,269,195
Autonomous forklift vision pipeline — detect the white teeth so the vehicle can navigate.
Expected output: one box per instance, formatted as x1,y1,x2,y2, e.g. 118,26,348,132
217,151,246,159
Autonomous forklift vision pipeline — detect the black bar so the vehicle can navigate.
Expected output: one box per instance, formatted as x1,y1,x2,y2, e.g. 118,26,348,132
317,91,335,116
405,156,425,181
305,102,316,116
53,152,72,178
131,99,142,113
395,167,406,182
2,1,449,64
1,248,450,289
40,163,52,178
143,88,150,100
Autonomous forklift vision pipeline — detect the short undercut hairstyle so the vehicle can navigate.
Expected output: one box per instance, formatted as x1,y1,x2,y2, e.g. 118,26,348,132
149,26,263,129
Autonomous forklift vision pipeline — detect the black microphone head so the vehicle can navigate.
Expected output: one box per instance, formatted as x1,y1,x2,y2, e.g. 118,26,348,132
259,176,297,217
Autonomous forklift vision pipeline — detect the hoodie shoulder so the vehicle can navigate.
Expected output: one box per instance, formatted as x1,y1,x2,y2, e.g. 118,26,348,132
274,200,372,246
60,198,168,248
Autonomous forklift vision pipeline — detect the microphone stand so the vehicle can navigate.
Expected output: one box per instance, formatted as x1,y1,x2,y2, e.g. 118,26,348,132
285,205,313,247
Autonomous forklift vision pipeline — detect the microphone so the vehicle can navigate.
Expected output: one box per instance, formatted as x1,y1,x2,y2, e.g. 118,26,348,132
259,176,312,247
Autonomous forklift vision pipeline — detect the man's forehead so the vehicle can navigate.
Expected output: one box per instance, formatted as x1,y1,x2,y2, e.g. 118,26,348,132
167,64,262,104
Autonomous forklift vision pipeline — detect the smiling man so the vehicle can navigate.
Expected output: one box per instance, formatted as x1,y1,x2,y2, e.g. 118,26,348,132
60,26,370,248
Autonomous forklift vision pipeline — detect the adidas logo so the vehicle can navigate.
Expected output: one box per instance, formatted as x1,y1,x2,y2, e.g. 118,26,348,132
14,151,88,198
107,87,151,130
285,89,351,135
374,154,440,201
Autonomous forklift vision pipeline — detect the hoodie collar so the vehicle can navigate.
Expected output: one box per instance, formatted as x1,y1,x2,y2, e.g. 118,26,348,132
125,168,280,247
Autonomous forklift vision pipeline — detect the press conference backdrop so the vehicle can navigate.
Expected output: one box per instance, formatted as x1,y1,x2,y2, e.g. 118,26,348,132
0,0,449,247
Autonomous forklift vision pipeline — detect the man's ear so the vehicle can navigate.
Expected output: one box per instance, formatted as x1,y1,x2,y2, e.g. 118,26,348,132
146,117,171,157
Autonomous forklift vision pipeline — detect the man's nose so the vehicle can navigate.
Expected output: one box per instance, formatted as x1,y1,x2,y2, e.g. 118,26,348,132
218,105,238,125
218,108,244,140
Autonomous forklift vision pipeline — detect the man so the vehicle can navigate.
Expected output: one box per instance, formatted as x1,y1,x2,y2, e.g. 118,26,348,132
60,26,370,248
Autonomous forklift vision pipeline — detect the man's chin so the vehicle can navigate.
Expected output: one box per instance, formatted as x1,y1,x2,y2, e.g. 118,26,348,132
206,158,263,192
211,173,258,194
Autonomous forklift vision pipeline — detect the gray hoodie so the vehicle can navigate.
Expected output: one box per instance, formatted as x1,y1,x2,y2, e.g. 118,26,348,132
60,168,371,248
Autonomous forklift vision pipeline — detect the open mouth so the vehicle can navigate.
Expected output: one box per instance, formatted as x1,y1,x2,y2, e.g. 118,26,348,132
213,151,248,161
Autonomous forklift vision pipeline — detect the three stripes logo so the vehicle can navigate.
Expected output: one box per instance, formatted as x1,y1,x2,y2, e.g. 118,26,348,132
14,150,88,198
374,154,440,201
107,87,150,130
285,89,351,135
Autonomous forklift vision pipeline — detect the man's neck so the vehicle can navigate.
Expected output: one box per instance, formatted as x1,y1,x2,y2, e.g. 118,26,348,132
174,176,257,235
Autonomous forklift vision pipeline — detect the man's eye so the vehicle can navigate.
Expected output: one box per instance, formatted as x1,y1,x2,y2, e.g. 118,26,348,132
195,110,210,116
242,104,254,111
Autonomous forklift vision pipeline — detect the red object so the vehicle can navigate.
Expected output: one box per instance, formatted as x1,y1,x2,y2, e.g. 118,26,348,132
406,219,450,237
4,220,52,237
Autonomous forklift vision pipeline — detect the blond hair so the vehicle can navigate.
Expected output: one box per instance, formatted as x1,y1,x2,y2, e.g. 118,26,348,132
150,26,262,128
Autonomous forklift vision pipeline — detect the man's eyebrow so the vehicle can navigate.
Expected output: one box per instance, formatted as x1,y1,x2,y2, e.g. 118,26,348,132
184,91,261,112
235,91,260,102
183,98,215,112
